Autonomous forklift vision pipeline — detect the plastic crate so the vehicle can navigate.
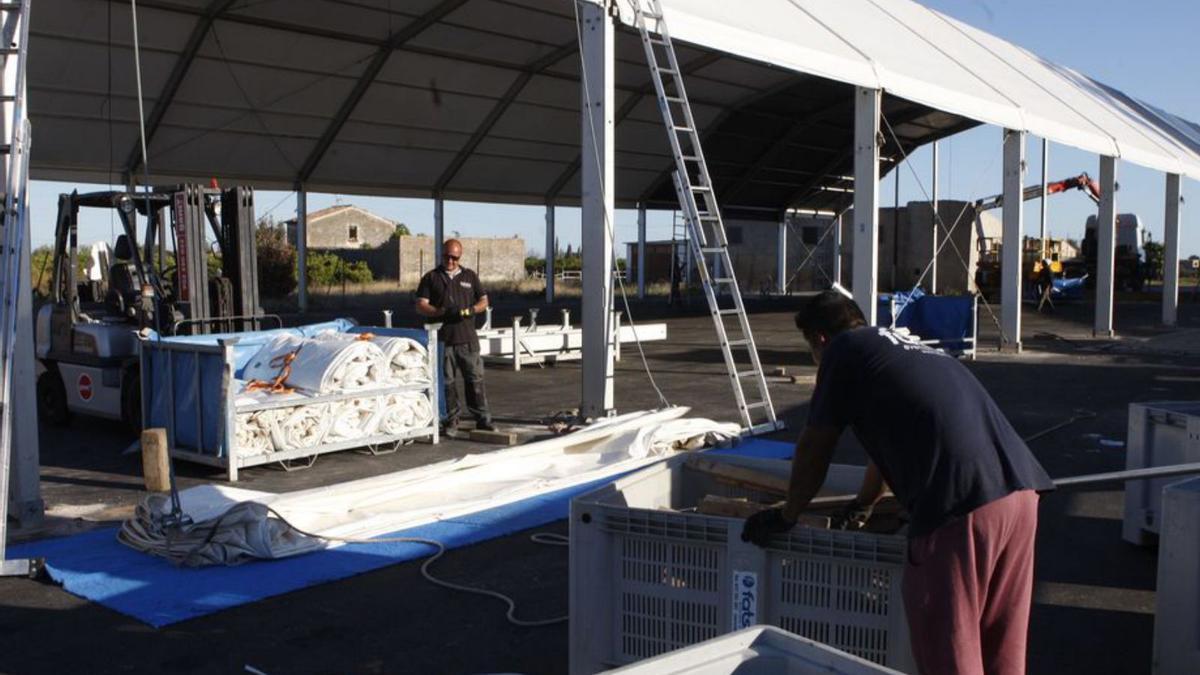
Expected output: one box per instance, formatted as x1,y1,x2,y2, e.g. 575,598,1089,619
1153,476,1200,674
600,625,904,674
1123,402,1200,545
570,453,914,674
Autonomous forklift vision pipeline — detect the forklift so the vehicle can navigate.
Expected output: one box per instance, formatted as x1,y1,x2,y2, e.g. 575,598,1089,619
35,184,264,432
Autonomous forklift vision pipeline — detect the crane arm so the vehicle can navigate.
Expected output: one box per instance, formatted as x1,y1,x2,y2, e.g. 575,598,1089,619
974,172,1101,212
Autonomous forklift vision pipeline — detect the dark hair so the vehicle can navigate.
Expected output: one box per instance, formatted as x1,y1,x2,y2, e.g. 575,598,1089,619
794,291,867,341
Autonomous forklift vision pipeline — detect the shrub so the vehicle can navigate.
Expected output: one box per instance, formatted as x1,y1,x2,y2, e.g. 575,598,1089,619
307,251,373,287
256,226,297,298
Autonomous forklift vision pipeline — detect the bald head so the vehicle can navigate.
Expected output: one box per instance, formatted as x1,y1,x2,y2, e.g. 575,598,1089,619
443,239,463,271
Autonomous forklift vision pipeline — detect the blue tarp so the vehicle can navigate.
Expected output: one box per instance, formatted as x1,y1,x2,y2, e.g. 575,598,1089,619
877,289,974,353
9,438,793,627
142,320,442,457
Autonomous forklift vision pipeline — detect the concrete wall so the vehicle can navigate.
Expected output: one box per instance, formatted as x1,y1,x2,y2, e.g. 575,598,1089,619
398,235,526,288
287,206,395,249
723,216,839,294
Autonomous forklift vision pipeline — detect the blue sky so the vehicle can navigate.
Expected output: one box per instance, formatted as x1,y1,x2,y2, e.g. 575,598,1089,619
28,0,1200,260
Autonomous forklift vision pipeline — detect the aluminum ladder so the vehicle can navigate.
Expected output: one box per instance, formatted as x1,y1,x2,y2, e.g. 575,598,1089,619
0,0,37,578
631,0,781,434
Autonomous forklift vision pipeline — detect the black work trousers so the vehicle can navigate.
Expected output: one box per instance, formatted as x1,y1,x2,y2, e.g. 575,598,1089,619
442,342,491,425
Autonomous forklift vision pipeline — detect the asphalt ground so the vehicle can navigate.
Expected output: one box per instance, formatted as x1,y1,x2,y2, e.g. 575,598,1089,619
2,292,1198,674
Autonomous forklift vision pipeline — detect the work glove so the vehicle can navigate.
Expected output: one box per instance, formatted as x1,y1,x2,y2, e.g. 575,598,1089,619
441,303,461,320
458,306,475,319
741,507,795,548
831,500,874,531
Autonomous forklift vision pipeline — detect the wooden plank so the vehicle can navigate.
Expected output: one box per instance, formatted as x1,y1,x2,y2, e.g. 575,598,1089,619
469,428,520,445
684,455,790,495
140,428,171,493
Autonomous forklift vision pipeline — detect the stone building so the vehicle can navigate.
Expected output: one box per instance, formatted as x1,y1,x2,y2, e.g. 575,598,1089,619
286,205,396,250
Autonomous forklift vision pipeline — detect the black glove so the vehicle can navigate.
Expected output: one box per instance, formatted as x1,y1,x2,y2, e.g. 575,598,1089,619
741,507,795,548
831,501,874,531
440,302,461,320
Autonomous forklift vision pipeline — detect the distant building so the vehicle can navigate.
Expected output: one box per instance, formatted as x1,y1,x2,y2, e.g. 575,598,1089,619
285,205,396,250
398,235,526,288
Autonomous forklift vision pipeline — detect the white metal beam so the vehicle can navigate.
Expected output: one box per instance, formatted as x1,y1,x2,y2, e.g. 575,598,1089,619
1095,156,1118,337
545,203,556,304
776,220,787,294
833,210,843,286
1001,129,1026,351
1039,138,1049,257
296,185,308,313
10,218,41,526
852,86,881,324
1163,173,1182,326
930,141,938,294
637,203,646,299
433,196,445,265
579,1,614,418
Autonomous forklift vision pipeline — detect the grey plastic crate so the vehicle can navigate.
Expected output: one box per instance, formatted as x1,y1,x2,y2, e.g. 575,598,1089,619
570,453,914,674
600,625,904,674
1123,401,1200,545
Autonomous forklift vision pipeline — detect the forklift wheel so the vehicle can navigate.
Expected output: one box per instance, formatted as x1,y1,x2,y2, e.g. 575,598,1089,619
121,368,142,434
37,370,70,426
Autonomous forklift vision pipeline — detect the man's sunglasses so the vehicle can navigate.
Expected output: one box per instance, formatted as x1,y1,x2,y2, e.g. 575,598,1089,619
444,253,460,261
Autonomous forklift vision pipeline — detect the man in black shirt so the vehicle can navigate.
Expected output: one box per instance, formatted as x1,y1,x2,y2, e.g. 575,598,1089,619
743,291,1053,675
415,239,494,434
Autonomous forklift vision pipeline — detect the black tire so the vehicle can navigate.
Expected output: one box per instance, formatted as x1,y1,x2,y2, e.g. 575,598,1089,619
121,367,142,434
37,368,70,427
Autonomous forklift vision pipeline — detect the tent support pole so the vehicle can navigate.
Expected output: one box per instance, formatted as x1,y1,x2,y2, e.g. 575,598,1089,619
433,196,445,265
930,141,938,294
1094,156,1117,338
852,86,881,324
296,184,308,314
776,220,787,294
545,203,555,304
1163,173,1182,326
637,203,646,299
580,0,614,418
1001,129,1026,352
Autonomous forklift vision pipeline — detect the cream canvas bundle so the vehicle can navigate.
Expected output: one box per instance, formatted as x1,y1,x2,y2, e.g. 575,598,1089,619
232,330,436,454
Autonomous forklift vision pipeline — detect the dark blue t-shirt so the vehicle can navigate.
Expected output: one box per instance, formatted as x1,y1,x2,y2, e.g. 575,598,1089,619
808,326,1053,538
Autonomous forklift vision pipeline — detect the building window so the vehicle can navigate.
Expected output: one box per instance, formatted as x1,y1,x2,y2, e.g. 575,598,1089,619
348,224,359,243
802,226,820,245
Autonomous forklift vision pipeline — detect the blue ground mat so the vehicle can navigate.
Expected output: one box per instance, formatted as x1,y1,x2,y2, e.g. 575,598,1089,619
10,438,793,627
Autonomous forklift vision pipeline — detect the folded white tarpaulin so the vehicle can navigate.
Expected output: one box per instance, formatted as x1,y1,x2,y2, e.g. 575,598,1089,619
119,408,741,565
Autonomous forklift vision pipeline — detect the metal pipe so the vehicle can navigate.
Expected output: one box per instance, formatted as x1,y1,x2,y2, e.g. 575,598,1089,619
1054,462,1200,488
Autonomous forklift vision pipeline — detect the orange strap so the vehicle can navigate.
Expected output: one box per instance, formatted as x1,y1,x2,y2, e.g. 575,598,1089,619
245,349,300,395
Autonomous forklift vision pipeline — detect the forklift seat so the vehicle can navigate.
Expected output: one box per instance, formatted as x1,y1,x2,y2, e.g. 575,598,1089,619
106,235,139,318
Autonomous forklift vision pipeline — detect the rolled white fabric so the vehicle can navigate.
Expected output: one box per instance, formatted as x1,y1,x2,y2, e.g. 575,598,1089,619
264,403,332,450
372,392,435,436
314,332,430,385
325,397,379,442
284,339,387,393
235,412,273,455
241,334,304,383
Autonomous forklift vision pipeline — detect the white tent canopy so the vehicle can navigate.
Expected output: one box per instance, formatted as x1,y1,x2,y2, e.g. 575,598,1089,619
29,0,1200,213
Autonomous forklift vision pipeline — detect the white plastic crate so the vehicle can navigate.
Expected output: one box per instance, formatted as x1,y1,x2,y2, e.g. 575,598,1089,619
600,625,904,674
1153,476,1200,674
1123,402,1200,545
570,453,914,674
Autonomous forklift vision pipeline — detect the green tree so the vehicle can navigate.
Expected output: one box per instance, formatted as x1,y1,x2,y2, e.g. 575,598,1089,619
256,225,297,298
1143,241,1164,281
391,222,411,240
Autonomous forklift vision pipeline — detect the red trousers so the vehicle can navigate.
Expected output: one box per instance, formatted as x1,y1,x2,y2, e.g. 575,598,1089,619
902,490,1039,675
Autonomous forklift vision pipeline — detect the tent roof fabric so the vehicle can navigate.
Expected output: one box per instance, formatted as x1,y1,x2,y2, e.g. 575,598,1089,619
28,0,1200,213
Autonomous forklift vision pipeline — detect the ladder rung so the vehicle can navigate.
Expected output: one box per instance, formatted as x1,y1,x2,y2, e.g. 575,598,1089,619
666,97,686,105
748,421,782,435
736,370,760,378
742,402,769,410
672,125,693,132
657,66,679,75
680,154,699,161
727,339,750,348
690,185,712,191
701,248,725,254
716,308,740,315
648,37,669,46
